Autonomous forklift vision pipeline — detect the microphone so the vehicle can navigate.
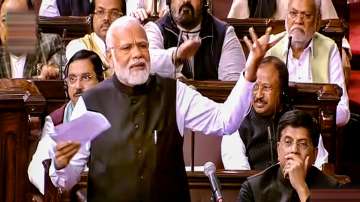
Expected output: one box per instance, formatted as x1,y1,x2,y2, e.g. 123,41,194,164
204,162,223,202
285,36,292,69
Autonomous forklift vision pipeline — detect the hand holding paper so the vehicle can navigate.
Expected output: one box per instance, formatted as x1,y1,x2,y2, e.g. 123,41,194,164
52,111,111,144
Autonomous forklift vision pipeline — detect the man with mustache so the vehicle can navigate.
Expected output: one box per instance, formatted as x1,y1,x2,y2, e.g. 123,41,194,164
266,0,350,126
28,50,104,195
222,56,328,170
238,110,339,202
65,0,126,79
144,0,246,80
47,16,274,201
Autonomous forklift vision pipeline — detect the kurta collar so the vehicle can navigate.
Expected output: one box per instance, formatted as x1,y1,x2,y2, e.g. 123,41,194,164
111,74,155,96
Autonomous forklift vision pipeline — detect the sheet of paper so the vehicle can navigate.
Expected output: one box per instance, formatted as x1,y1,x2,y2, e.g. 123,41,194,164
52,111,111,143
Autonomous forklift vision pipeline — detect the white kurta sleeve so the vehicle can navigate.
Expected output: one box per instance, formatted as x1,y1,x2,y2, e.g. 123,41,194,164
221,131,251,170
176,74,254,136
49,97,90,191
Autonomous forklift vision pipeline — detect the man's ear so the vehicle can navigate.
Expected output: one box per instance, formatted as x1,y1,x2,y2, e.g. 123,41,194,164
106,50,113,68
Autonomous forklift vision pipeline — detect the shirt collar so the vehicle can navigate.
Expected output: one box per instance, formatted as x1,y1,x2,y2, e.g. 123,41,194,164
177,23,201,33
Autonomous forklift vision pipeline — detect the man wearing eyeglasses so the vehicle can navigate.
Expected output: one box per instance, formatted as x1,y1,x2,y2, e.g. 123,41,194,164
65,0,126,79
266,0,350,127
144,0,246,80
238,110,339,202
28,49,104,195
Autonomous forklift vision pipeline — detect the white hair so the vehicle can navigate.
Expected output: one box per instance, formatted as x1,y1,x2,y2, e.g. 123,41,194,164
105,16,141,49
288,0,321,15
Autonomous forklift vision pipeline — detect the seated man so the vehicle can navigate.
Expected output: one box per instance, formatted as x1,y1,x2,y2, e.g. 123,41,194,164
0,0,62,79
227,0,337,19
28,50,104,194
228,0,352,90
145,0,246,80
47,16,274,201
238,110,339,202
65,0,126,79
266,0,349,126
221,56,328,170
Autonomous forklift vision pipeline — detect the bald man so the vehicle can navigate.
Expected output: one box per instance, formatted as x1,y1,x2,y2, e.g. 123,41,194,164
48,16,276,201
0,0,63,79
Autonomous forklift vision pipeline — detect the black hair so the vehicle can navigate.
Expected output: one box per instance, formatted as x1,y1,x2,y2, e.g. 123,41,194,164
64,49,104,82
259,56,289,106
90,0,126,14
88,0,126,30
277,110,320,147
167,0,208,13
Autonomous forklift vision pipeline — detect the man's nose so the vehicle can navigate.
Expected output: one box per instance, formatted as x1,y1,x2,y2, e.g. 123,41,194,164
255,88,264,98
290,142,300,153
293,14,304,24
74,78,84,89
131,45,143,58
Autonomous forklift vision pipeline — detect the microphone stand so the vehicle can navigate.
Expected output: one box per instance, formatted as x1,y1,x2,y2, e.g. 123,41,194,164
60,28,67,80
285,36,292,69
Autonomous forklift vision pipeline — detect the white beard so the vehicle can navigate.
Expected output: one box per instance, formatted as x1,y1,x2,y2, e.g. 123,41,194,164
115,64,150,86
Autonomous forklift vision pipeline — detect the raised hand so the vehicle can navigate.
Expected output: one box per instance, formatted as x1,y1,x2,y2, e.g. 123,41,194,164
172,38,201,66
129,8,149,22
243,27,282,82
54,141,81,170
283,154,311,202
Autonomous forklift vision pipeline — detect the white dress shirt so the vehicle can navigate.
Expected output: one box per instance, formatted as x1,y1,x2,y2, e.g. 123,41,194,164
221,131,329,170
144,21,246,81
65,33,106,61
49,74,254,190
285,39,350,126
28,102,75,194
9,54,27,78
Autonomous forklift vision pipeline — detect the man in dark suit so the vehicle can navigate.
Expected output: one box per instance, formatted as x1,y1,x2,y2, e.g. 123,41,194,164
0,0,63,79
239,110,339,202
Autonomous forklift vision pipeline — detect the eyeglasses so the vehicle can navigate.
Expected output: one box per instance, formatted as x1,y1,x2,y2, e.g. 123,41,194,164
66,74,96,85
253,83,273,94
93,9,123,20
288,9,315,21
280,138,312,151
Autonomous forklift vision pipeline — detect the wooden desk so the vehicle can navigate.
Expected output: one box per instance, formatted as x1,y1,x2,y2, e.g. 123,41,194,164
0,79,46,202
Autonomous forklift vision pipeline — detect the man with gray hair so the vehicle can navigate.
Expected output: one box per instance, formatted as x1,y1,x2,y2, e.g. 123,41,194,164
47,16,276,201
266,0,350,126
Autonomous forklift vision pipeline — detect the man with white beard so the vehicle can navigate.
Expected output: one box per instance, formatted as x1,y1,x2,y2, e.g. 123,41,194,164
47,16,275,201
266,0,350,127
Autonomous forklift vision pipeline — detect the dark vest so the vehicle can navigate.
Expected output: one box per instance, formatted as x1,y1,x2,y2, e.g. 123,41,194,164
82,75,190,202
239,108,279,170
56,0,90,16
155,12,227,80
